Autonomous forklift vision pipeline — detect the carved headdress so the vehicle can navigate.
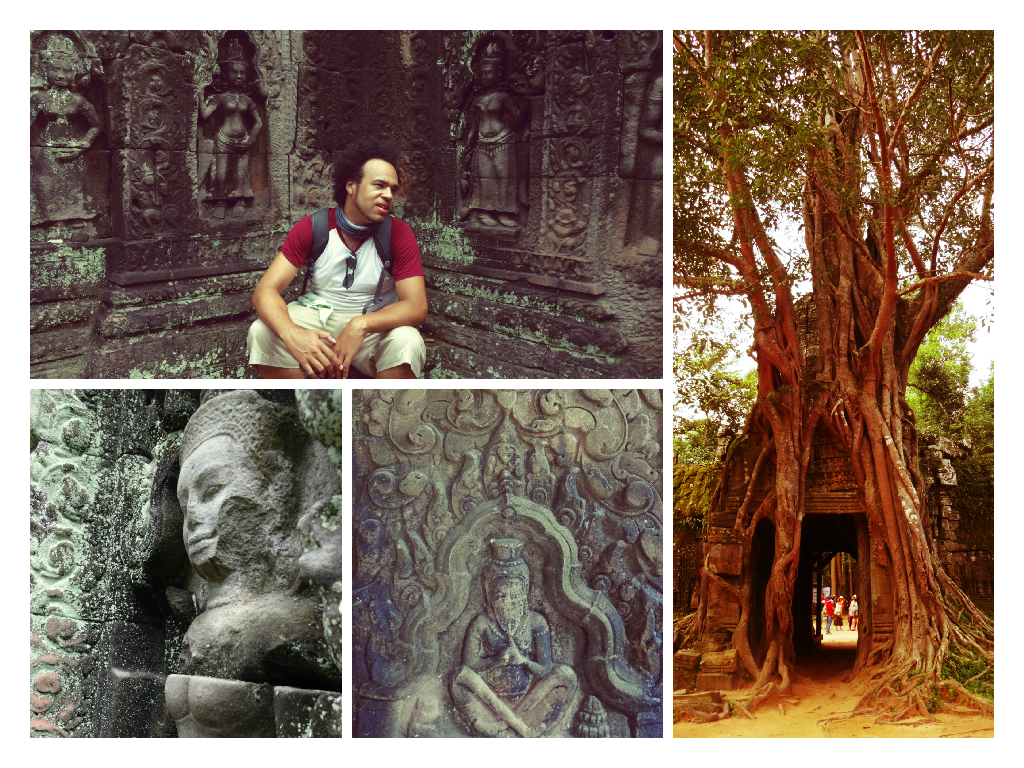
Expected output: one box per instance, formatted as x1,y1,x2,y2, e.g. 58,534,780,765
480,40,506,63
41,34,77,63
38,34,84,84
180,390,294,464
472,33,513,78
483,538,529,591
222,37,247,65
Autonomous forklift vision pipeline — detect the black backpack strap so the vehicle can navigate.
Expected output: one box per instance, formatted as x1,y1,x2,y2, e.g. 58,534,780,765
364,216,395,314
301,207,332,295
371,215,393,272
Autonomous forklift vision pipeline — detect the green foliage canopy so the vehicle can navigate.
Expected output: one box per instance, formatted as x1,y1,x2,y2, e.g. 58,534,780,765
906,300,993,451
674,30,994,360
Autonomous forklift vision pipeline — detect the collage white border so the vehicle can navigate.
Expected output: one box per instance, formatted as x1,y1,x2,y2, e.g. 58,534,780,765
11,7,1015,759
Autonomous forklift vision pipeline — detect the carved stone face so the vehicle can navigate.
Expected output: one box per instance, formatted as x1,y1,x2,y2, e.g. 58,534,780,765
479,59,503,88
45,58,74,89
177,435,267,582
226,62,247,89
487,575,527,631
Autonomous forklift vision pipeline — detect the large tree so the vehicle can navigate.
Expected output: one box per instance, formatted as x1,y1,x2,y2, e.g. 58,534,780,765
673,30,993,719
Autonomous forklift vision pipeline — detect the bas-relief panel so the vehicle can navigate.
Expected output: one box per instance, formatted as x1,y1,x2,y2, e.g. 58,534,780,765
352,388,663,737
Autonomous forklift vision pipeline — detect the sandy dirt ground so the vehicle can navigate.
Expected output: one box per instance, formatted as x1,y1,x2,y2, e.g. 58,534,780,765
673,626,994,738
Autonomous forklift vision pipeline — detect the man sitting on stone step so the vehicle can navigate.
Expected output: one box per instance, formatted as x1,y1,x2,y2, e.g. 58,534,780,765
247,137,427,379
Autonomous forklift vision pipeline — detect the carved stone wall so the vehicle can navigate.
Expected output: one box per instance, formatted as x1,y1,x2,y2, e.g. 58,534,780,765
31,30,662,379
352,389,663,737
31,390,200,736
680,429,997,690
683,425,896,680
30,389,345,737
921,438,993,610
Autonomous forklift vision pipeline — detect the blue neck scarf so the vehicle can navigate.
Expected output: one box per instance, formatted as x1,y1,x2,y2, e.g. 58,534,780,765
336,205,378,238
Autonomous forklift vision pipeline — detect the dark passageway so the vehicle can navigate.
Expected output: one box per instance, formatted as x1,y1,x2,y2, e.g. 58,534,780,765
792,513,864,673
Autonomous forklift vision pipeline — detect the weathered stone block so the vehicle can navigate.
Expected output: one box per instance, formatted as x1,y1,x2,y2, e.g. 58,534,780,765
423,316,624,379
30,325,95,365
673,650,701,692
107,234,273,285
166,675,276,738
30,243,108,302
97,667,165,737
674,690,723,711
274,686,342,738
674,667,697,693
674,649,701,671
107,45,195,151
31,298,99,332
84,320,255,379
708,542,743,575
699,649,738,674
31,147,110,231
111,149,199,240
98,293,254,339
695,672,738,692
542,45,622,140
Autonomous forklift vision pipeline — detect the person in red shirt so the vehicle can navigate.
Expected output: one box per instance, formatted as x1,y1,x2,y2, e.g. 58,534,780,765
824,594,836,634
247,137,428,379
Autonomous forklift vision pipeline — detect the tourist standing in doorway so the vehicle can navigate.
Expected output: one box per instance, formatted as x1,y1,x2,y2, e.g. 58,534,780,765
825,595,835,634
849,595,858,631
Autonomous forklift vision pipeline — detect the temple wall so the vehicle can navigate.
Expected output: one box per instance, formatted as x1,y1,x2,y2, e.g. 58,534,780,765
30,31,662,379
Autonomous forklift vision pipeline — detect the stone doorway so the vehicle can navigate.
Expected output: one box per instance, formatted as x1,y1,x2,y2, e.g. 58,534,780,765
792,512,865,672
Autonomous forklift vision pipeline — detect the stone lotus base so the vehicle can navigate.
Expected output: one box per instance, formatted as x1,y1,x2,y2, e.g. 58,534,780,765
165,674,341,738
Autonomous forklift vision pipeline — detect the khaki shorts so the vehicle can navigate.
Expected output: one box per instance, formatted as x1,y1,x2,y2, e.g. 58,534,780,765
246,303,426,378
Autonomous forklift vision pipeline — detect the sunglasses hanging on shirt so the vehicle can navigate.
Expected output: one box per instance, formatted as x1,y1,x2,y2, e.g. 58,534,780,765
343,254,357,289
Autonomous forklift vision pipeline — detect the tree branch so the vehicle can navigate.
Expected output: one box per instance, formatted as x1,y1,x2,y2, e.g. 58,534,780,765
888,33,947,154
929,160,994,268
897,271,992,297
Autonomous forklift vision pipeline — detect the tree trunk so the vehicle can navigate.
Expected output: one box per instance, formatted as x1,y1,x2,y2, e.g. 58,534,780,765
701,163,994,715
674,29,994,719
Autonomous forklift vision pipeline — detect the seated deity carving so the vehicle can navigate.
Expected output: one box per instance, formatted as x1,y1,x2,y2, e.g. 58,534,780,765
451,538,577,737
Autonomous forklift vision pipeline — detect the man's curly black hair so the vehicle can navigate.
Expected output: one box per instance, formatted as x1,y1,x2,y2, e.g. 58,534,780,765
332,137,402,201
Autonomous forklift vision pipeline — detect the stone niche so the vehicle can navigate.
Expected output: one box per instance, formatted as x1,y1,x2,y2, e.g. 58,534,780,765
31,30,662,380
352,389,663,737
30,389,346,738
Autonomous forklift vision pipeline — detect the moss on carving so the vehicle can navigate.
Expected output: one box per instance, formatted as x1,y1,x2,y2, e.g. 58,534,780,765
672,463,717,536
410,216,477,265
32,245,106,289
127,349,226,379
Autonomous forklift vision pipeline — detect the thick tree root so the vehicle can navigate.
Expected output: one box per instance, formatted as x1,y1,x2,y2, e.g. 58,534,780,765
733,699,756,720
817,714,857,737
855,671,992,721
